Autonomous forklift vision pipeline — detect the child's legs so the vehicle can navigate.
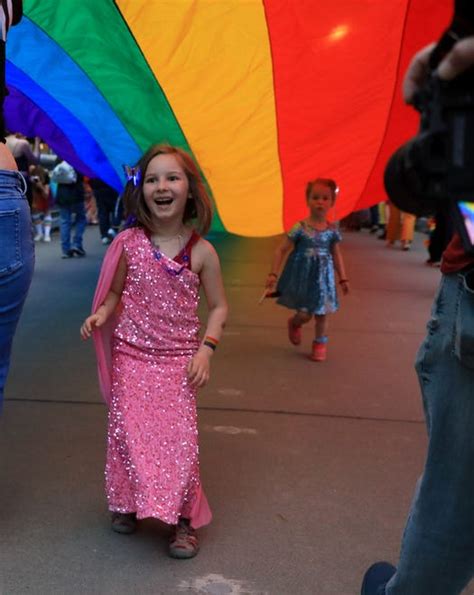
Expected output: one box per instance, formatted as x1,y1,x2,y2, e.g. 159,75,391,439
43,212,52,240
314,314,328,340
293,311,312,326
32,209,43,239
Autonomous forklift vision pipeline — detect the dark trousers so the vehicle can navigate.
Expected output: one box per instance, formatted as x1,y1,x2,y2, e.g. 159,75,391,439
97,194,122,238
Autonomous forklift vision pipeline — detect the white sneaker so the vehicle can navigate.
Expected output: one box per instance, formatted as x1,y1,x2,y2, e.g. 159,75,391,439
34,234,43,242
43,236,51,242
102,237,112,245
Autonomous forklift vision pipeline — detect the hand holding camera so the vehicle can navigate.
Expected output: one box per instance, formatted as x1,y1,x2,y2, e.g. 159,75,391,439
384,2,474,253
403,37,474,104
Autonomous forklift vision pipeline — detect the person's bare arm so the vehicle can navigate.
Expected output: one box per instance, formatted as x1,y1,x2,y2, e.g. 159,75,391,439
332,243,349,295
80,252,127,339
187,241,228,388
265,235,294,290
19,137,40,165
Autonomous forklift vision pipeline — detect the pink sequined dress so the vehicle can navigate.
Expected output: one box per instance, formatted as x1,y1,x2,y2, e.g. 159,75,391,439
92,227,212,528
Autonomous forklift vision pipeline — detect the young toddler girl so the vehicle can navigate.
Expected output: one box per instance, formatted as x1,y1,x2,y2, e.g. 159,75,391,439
265,178,349,361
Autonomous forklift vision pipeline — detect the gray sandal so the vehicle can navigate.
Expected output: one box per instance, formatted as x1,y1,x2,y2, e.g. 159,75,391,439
169,519,199,559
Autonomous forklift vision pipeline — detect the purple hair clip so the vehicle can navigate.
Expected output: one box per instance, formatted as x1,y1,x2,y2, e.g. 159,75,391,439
123,164,141,187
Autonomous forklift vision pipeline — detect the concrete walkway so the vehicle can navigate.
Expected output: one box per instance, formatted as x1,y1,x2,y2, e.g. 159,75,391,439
0,226,471,594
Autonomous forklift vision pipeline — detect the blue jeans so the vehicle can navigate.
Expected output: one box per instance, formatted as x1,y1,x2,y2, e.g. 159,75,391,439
59,202,86,253
0,170,34,411
385,272,474,594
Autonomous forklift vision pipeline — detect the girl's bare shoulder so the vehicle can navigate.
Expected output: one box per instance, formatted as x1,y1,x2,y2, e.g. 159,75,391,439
193,236,219,259
191,236,220,273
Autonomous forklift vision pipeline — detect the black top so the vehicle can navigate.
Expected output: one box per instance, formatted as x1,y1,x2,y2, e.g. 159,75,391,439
55,174,85,206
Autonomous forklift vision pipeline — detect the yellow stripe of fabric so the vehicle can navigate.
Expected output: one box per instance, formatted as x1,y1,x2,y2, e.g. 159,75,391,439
117,0,282,236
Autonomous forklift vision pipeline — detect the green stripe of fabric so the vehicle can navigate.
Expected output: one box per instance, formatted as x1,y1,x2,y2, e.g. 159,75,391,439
23,0,225,232
24,1,183,151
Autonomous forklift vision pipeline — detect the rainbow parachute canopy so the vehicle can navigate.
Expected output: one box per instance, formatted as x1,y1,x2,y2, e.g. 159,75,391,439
6,0,451,236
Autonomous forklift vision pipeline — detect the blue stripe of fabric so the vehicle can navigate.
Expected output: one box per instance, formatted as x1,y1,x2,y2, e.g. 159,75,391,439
5,72,122,190
6,17,141,184
6,62,122,191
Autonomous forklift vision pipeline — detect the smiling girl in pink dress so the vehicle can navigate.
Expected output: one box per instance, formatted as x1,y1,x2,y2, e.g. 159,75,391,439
80,145,228,559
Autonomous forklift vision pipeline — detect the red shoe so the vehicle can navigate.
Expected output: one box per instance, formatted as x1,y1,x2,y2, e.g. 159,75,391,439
311,342,327,361
288,317,302,345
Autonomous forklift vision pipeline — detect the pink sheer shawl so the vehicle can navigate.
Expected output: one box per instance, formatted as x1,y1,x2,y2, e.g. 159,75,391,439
91,235,124,406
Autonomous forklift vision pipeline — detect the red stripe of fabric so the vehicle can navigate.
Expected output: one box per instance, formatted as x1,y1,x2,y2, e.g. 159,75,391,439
263,0,451,227
357,0,452,211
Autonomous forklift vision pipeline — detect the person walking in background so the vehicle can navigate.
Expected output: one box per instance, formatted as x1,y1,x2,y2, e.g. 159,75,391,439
29,164,53,242
5,132,40,175
89,177,122,244
265,178,349,362
0,0,33,411
80,144,227,559
386,201,416,251
83,177,99,226
5,132,40,207
51,160,86,258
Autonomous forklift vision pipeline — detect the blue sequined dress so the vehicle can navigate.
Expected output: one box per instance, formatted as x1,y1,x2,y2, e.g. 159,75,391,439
277,222,342,315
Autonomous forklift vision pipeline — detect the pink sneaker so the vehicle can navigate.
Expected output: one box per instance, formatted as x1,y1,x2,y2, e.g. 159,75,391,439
288,317,302,345
311,342,327,361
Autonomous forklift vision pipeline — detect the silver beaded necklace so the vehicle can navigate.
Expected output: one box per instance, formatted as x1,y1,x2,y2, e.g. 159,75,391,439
150,230,190,276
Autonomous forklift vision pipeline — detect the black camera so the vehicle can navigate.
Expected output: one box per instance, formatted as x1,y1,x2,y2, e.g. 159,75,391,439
384,3,474,252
